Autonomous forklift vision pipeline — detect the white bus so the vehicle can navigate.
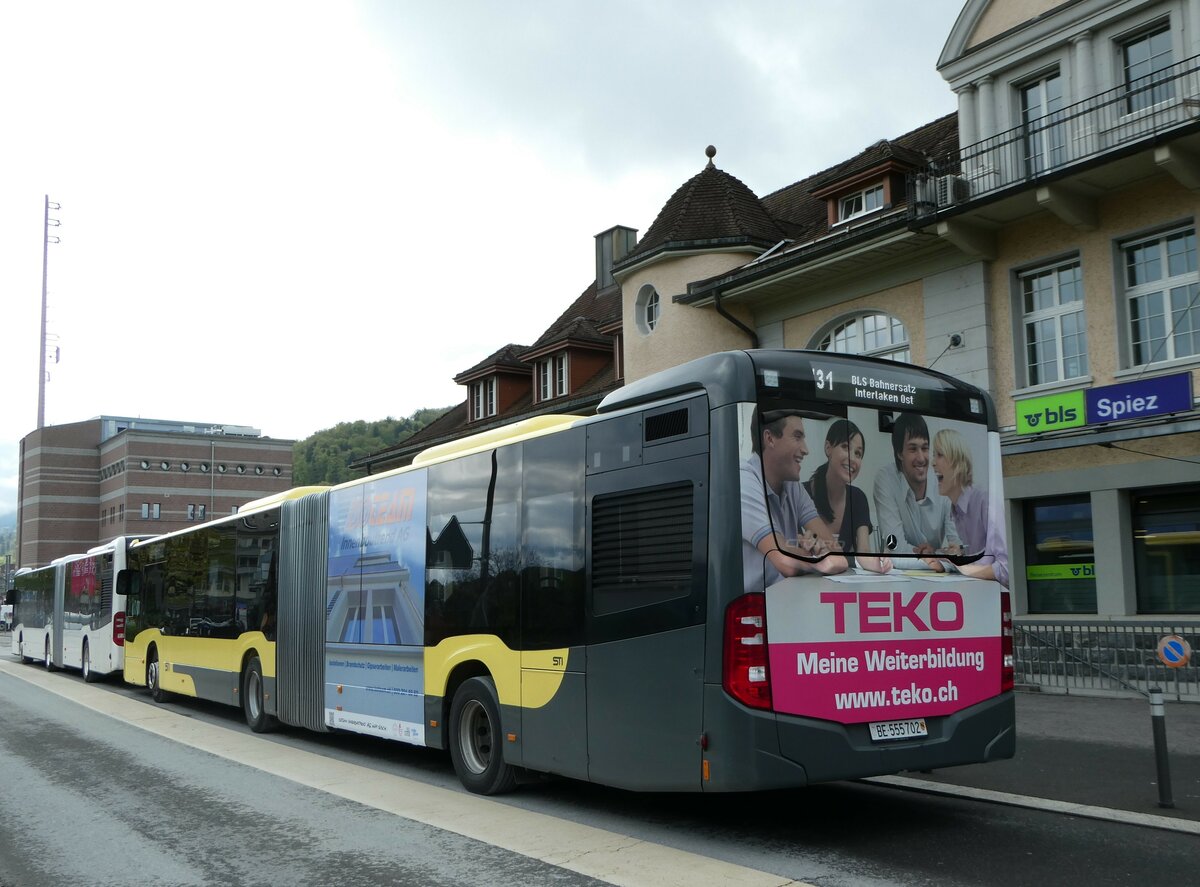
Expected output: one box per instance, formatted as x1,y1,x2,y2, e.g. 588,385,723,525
11,538,134,681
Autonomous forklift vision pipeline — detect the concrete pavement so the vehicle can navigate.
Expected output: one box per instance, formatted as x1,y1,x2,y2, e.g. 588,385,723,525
875,689,1200,832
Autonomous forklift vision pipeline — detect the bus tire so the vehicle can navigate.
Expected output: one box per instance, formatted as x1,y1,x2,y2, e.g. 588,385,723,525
19,634,32,664
148,648,171,703
82,641,101,683
448,676,517,795
44,639,55,672
242,656,278,734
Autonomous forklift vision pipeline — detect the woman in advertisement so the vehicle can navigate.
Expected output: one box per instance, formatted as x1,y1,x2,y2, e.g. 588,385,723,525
804,418,892,575
932,428,1010,587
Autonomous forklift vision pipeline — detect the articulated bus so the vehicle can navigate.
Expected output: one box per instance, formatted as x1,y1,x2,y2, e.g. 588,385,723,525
119,349,1014,793
11,539,133,681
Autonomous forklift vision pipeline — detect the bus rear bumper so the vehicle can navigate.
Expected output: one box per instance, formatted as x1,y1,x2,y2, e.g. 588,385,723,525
702,686,1015,791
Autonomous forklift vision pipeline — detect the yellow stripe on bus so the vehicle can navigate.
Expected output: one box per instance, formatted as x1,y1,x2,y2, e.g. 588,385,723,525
424,635,569,708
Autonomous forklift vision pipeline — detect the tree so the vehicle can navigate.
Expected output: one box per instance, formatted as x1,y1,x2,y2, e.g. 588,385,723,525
292,407,448,485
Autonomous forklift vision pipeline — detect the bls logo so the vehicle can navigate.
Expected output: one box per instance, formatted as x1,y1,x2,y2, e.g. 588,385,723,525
1069,565,1095,578
1019,391,1086,434
1024,405,1078,428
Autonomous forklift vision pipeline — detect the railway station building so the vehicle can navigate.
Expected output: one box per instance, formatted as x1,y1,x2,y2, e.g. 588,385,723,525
361,0,1200,696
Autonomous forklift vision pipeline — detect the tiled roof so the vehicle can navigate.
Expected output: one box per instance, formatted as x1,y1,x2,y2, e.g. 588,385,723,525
453,344,531,384
527,281,616,355
353,362,619,472
615,148,786,270
355,116,963,472
762,113,959,242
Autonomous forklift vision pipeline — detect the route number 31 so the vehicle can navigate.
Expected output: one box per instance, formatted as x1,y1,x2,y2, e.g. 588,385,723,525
813,367,834,391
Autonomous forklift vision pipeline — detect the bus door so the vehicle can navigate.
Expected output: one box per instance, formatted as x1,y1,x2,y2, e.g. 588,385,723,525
583,399,710,791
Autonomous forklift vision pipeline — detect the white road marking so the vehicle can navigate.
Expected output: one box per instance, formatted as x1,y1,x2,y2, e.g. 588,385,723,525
865,774,1200,835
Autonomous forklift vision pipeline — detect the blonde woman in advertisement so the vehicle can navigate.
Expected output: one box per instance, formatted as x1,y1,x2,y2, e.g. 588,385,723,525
932,428,1010,587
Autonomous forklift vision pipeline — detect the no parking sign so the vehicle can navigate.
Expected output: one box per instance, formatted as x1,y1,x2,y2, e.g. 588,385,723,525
1157,635,1192,668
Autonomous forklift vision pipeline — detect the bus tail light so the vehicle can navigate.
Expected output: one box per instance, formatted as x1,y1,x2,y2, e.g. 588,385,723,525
723,593,772,710
113,612,126,647
1000,591,1013,693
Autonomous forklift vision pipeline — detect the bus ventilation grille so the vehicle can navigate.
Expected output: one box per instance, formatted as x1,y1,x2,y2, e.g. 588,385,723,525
644,408,688,442
591,482,694,616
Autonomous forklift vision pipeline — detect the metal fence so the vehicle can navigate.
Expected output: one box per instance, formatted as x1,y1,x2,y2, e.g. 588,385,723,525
1015,619,1200,701
910,54,1200,219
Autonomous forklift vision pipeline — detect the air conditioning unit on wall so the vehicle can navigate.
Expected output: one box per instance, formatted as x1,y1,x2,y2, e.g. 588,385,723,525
935,174,971,207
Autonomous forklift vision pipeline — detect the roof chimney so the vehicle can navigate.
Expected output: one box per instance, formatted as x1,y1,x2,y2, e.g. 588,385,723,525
595,225,638,290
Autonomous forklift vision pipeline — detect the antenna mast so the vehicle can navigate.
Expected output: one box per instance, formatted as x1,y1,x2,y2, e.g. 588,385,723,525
37,195,61,429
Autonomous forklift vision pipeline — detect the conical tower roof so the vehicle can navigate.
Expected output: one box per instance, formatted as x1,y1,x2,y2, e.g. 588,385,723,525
614,146,784,271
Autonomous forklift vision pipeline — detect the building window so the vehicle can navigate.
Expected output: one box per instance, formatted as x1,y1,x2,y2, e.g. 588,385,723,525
1123,227,1200,365
140,503,149,520
837,184,884,222
555,354,568,397
1123,23,1174,114
636,284,660,334
152,503,161,520
1023,495,1097,613
1133,485,1200,613
816,312,910,362
1019,258,1087,385
536,360,552,402
1020,70,1064,174
187,504,196,520
470,378,497,420
198,504,206,521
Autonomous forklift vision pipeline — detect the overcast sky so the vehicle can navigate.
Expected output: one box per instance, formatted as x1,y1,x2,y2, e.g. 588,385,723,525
0,0,967,521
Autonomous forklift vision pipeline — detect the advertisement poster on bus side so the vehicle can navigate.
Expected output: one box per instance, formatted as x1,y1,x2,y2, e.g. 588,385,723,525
764,580,1001,723
325,471,428,744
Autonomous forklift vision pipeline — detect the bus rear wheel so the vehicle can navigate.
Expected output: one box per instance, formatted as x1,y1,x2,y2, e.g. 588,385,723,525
448,676,517,795
148,649,171,703
44,639,55,671
82,642,101,683
242,656,278,733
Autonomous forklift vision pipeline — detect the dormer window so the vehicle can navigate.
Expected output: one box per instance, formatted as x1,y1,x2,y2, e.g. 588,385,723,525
470,377,497,421
838,184,884,222
536,354,568,402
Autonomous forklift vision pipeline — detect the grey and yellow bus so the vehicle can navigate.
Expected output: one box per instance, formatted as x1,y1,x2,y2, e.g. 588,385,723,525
119,349,1014,793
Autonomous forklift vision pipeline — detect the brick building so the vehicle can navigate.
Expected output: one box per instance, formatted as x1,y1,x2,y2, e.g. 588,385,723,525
18,416,294,568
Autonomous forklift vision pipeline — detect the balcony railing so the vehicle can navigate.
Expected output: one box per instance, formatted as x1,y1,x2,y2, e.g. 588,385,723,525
910,54,1200,219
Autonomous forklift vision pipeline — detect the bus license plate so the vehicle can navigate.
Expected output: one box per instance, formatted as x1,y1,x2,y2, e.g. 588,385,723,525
869,718,928,742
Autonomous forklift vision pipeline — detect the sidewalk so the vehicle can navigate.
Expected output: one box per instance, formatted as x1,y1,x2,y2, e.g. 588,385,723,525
912,689,1200,824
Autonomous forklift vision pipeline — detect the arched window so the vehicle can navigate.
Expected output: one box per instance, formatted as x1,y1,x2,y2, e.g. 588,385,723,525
636,284,660,333
816,312,910,362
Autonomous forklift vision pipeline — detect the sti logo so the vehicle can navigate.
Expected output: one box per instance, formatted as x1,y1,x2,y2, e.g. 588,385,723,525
1016,390,1086,435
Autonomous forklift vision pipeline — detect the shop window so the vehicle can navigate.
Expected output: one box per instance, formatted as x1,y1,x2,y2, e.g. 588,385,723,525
1023,495,1096,613
1133,485,1200,614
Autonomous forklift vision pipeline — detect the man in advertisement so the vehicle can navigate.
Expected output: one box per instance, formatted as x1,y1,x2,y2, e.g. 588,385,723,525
872,412,962,571
742,410,848,592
